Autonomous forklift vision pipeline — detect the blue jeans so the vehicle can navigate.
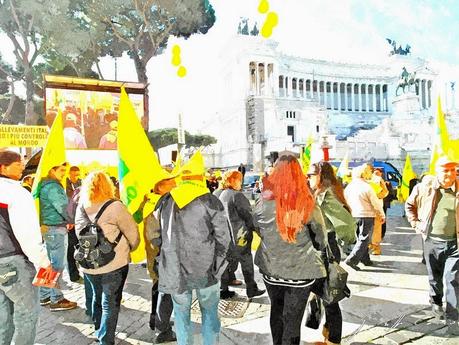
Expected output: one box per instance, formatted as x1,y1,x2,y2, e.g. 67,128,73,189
84,273,93,317
85,265,129,345
171,283,221,345
40,226,67,303
0,255,39,345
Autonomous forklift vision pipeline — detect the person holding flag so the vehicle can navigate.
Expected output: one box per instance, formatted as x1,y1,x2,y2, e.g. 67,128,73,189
31,110,77,311
154,151,231,345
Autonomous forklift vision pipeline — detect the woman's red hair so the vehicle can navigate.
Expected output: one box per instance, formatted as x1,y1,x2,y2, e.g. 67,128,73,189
222,170,243,190
262,154,315,243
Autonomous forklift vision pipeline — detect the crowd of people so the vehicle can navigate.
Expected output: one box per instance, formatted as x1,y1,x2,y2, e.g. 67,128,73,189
0,148,458,345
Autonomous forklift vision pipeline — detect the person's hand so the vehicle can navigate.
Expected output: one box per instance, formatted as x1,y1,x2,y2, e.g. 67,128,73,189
67,224,75,231
380,216,386,224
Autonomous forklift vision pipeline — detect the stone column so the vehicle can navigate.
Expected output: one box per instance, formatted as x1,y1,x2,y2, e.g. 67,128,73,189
378,84,383,111
254,63,259,95
337,83,342,111
263,63,268,96
356,84,362,111
372,84,376,111
423,79,427,109
344,83,348,111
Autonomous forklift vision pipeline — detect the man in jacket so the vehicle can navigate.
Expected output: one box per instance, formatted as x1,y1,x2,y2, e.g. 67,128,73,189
405,157,459,335
344,163,385,270
0,150,51,344
39,163,77,311
66,166,82,282
154,152,231,345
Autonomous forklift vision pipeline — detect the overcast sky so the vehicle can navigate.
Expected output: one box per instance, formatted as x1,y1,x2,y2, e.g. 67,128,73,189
2,0,458,132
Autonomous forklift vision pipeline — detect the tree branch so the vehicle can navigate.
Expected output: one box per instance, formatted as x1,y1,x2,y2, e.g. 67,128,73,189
105,17,134,48
9,0,31,61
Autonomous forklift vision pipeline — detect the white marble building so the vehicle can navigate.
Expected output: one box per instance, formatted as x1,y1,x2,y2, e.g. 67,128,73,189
201,33,459,172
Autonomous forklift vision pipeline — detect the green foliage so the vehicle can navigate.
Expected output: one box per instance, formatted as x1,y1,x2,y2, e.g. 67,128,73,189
81,0,216,83
147,127,216,150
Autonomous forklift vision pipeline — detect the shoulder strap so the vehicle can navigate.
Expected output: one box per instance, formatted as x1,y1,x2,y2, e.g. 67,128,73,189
94,199,117,223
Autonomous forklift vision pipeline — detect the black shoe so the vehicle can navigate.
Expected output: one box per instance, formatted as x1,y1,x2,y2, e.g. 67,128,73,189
344,260,360,271
362,260,374,266
431,303,445,320
220,290,236,300
155,329,176,343
247,288,265,298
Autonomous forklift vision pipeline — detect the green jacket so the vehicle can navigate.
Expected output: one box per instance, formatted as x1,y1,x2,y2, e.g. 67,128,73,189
39,179,70,226
316,188,356,245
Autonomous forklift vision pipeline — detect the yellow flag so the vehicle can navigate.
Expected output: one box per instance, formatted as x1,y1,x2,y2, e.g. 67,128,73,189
301,136,313,173
429,97,459,171
400,154,416,202
117,87,170,263
32,111,66,201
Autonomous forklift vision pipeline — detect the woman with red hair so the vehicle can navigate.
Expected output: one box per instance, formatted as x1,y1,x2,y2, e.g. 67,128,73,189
218,170,265,299
253,153,327,345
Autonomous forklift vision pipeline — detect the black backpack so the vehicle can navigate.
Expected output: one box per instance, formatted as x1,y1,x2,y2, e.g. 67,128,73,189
74,200,123,269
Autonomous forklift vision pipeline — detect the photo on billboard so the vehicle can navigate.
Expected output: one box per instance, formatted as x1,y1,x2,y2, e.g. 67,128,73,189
44,76,147,151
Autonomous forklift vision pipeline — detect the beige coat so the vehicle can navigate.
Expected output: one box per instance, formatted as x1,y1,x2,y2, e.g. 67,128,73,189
75,200,140,275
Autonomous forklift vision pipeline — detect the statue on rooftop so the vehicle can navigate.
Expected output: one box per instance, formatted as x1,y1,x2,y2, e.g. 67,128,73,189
386,38,411,56
396,67,419,96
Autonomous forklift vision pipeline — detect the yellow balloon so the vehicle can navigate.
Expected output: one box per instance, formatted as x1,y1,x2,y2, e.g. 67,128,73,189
172,44,181,56
171,55,181,66
267,11,279,27
177,66,187,78
258,0,269,14
261,21,273,38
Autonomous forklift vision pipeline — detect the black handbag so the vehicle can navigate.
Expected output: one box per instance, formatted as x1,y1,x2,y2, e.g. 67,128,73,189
305,293,322,329
320,246,351,305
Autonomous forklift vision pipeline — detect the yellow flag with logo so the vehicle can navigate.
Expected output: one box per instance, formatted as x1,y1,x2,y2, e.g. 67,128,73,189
32,111,66,202
117,87,169,263
301,136,313,173
400,154,416,202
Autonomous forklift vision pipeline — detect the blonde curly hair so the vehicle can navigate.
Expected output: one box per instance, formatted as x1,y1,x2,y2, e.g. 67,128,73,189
80,171,116,206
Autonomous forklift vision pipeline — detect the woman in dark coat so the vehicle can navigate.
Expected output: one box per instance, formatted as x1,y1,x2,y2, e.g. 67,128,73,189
253,153,327,345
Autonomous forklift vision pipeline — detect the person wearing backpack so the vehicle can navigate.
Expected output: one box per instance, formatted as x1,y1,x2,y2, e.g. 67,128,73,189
307,161,356,345
75,171,139,345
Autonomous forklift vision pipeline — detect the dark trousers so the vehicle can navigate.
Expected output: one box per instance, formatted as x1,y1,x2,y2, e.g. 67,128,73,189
346,217,374,265
265,281,312,345
149,282,174,332
221,241,257,294
381,205,388,239
85,265,129,345
424,238,459,321
67,230,80,281
313,235,343,344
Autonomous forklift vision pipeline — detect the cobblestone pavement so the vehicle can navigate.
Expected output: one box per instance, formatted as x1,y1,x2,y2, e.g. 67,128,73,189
34,204,459,344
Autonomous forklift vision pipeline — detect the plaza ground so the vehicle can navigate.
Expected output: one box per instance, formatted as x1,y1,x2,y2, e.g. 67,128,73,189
35,204,458,345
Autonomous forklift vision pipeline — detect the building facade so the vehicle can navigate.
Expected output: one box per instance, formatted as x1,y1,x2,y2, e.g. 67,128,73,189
201,34,458,172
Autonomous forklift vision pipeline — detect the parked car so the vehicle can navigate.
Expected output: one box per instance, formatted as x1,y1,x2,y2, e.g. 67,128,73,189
241,172,262,200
